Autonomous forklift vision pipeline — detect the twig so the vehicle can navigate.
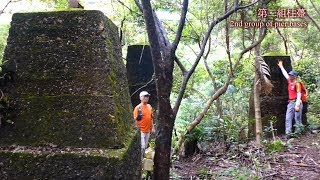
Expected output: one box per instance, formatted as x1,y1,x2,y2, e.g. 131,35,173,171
138,44,146,64
263,172,278,178
173,0,260,115
116,0,136,15
295,0,320,31
224,0,232,74
275,28,288,55
0,89,4,101
0,0,12,15
291,163,314,167
310,158,320,167
302,154,307,161
130,74,155,97
310,0,320,17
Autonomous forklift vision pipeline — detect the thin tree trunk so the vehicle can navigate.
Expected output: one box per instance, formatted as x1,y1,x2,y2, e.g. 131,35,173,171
310,0,320,17
175,29,266,154
204,58,223,118
276,28,288,55
254,63,262,145
253,0,270,146
296,0,320,31
0,0,12,14
139,0,261,178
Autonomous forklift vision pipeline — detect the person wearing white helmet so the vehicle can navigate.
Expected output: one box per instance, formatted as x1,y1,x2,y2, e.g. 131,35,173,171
133,91,155,157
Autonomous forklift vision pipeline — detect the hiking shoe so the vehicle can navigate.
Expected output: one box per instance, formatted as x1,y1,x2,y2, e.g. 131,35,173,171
282,134,291,139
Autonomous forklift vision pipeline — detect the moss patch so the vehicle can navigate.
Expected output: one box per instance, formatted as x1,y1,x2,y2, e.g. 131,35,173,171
0,131,141,179
262,52,287,56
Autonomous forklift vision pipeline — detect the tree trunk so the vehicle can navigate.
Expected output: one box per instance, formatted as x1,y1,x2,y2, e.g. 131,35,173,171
253,0,270,145
254,67,262,145
153,96,175,179
175,30,267,154
139,0,262,178
140,1,175,179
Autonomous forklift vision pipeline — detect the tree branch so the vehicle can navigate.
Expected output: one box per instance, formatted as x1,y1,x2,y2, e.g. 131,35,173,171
136,0,173,53
310,0,320,17
296,0,320,31
224,0,233,74
276,28,288,55
130,74,155,97
174,27,267,155
173,55,187,75
171,0,188,54
119,16,126,46
134,0,143,13
241,11,246,49
172,0,260,115
0,0,12,15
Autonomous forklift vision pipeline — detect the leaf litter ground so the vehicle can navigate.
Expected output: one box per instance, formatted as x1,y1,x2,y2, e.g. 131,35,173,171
171,132,320,179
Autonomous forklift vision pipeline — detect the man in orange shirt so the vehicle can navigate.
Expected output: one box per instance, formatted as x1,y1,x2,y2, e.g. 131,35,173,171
133,91,155,156
278,60,303,139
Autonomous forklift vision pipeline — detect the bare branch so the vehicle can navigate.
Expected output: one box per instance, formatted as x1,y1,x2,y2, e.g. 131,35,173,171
119,16,126,46
130,74,155,97
296,0,320,31
0,0,12,15
185,18,202,48
117,0,133,14
310,0,320,17
173,55,187,75
204,36,211,60
233,28,266,72
173,0,260,115
135,0,172,54
190,87,207,100
138,44,146,64
224,0,233,73
203,57,214,84
134,0,143,13
276,28,288,55
203,52,223,119
171,0,189,54
241,11,246,49
175,27,267,155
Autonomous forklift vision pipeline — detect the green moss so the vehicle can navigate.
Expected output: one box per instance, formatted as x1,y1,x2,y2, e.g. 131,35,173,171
262,52,287,56
1,10,140,178
0,95,132,148
0,149,121,178
0,130,141,179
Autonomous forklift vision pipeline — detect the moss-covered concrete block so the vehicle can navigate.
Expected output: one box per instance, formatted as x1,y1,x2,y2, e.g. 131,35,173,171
0,10,140,178
0,132,141,179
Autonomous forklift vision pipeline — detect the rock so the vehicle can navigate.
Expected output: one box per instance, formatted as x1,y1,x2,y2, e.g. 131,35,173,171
143,158,154,171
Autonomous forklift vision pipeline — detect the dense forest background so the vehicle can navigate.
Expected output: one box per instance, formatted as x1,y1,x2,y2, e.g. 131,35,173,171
0,0,319,179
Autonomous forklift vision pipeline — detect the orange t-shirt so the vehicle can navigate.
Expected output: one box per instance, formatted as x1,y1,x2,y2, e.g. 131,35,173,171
133,103,153,133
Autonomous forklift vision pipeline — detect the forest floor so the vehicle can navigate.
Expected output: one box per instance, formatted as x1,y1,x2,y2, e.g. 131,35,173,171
171,132,320,179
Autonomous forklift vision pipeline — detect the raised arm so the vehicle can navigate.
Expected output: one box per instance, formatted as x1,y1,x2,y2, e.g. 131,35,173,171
277,60,289,80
